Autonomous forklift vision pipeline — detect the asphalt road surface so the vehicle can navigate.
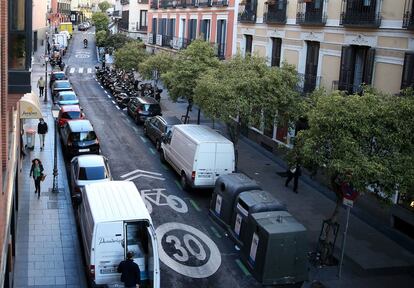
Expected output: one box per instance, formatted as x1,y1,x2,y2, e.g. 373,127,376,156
66,29,272,288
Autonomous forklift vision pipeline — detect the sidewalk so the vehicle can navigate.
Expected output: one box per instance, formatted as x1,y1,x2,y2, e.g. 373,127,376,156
13,47,87,287
157,83,414,287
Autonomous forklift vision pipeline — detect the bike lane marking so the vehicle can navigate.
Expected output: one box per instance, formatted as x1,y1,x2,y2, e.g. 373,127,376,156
149,147,156,155
189,199,201,212
235,259,251,276
140,188,188,214
139,136,147,143
210,226,222,239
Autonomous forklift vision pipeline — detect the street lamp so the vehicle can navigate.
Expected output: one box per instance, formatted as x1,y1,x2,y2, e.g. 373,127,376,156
51,104,60,193
44,34,49,103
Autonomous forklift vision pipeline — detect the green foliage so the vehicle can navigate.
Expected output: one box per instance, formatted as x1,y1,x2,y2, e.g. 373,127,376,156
92,12,109,32
162,40,220,102
104,33,133,50
139,52,175,82
114,41,148,71
294,91,414,201
95,30,108,47
98,1,112,12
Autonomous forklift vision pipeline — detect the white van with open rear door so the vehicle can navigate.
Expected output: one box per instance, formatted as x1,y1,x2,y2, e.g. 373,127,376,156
74,181,160,287
160,124,235,190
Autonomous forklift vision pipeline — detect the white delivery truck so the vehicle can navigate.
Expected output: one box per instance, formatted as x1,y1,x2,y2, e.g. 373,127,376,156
160,124,235,190
52,33,68,52
75,181,160,287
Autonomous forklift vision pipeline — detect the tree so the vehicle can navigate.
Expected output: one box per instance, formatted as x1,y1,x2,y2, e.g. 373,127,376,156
95,30,107,47
104,33,133,50
92,12,109,32
114,41,148,71
139,52,175,86
98,0,111,12
293,90,414,263
194,55,300,164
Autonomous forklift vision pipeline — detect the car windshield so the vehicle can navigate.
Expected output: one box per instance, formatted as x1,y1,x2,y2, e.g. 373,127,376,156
72,131,96,141
78,166,107,180
53,73,65,80
144,104,161,112
62,111,80,119
60,94,77,101
56,82,71,89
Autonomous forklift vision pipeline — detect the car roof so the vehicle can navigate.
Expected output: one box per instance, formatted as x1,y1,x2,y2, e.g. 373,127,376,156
60,105,81,112
173,125,233,144
67,120,93,132
74,155,106,167
58,90,76,96
157,116,181,125
52,71,65,75
54,80,71,85
137,96,159,104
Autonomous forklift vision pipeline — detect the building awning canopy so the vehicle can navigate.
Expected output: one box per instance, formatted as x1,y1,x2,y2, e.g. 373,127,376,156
19,92,43,119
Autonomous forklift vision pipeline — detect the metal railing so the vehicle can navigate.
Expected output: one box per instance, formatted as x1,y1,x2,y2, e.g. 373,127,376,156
340,0,382,28
403,0,414,29
150,0,159,9
120,0,130,5
212,0,228,6
238,9,257,23
296,0,327,26
297,73,321,94
198,0,213,7
332,80,364,94
264,0,287,24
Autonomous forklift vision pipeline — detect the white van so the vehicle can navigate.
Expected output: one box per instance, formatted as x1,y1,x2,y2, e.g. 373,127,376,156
160,124,235,190
75,181,160,287
53,33,68,51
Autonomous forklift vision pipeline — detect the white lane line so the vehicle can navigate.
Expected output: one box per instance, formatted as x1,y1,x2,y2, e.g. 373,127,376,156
116,106,120,110
107,95,111,98
69,67,75,74
111,100,116,105
104,90,108,94
120,169,163,178
132,126,138,133
124,174,165,181
78,67,84,73
87,68,92,74
100,85,104,89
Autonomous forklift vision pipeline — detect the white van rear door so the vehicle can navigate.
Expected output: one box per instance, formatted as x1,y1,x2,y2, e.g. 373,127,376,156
94,222,124,285
194,143,216,186
214,143,235,181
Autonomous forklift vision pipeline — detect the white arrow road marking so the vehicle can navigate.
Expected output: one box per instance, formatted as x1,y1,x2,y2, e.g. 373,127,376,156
69,67,75,74
87,68,92,73
121,169,163,178
78,67,84,73
124,174,165,181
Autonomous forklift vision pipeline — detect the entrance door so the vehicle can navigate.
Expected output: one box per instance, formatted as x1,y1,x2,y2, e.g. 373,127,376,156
304,41,320,93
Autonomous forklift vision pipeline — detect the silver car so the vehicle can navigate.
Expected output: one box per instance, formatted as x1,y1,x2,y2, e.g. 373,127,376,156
69,155,112,197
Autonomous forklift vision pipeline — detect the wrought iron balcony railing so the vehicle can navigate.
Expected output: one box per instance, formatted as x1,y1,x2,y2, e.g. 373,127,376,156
120,0,130,5
150,0,159,9
403,0,414,29
296,0,327,26
212,0,228,6
340,0,382,28
238,9,257,23
264,0,287,24
297,73,321,94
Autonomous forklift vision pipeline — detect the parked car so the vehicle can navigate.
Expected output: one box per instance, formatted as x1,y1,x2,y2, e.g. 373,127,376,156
51,80,72,100
60,120,100,157
56,91,79,106
144,116,181,150
160,125,235,191
127,96,161,124
49,71,67,88
69,155,112,197
57,105,85,128
78,23,87,31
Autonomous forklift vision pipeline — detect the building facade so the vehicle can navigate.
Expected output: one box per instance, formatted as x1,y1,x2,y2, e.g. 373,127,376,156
32,0,48,52
114,0,149,41
237,0,414,148
1,0,32,286
147,0,238,59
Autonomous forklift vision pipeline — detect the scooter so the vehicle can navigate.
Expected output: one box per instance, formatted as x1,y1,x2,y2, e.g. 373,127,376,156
83,40,88,48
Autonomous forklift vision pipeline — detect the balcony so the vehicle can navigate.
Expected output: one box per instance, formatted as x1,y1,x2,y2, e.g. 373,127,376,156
120,0,129,5
264,0,287,24
238,9,257,23
161,0,176,8
212,0,228,6
150,0,159,9
403,0,414,29
340,0,382,28
296,0,327,26
198,0,213,7
298,73,322,94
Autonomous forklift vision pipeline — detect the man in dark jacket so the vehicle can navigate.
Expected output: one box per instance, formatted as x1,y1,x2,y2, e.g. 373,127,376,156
37,118,48,151
117,251,141,288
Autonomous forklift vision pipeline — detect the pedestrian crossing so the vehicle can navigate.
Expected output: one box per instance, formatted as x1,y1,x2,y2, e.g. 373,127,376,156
68,67,95,75
80,31,95,35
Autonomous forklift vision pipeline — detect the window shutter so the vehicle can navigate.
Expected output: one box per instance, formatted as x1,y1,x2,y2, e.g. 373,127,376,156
338,46,355,92
401,52,414,89
363,48,375,85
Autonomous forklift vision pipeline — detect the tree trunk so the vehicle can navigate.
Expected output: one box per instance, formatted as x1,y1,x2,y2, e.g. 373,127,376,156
227,121,241,171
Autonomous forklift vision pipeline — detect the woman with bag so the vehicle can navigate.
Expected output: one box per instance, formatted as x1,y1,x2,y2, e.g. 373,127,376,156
29,158,44,199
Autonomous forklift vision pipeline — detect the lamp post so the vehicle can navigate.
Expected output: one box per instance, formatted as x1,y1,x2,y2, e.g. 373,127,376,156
44,34,49,103
51,105,60,193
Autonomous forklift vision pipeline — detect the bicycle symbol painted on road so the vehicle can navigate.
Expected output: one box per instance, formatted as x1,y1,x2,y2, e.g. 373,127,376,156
140,188,188,214
156,222,222,278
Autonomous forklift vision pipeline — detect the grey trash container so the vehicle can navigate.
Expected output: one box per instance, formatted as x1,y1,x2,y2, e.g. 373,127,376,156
229,190,286,247
25,128,36,150
241,210,308,285
209,173,260,230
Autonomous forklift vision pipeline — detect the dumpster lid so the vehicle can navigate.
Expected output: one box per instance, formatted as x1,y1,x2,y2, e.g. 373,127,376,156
19,92,43,119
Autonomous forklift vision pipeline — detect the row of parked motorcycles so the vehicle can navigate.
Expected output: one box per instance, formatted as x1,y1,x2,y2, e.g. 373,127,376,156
95,66,163,109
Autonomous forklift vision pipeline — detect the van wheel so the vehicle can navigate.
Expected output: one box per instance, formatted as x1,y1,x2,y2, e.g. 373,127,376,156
181,172,190,191
160,150,166,163
155,139,161,151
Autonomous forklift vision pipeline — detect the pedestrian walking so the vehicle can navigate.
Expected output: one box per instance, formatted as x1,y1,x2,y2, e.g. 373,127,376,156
117,251,141,288
285,164,301,193
37,77,45,97
37,118,48,151
29,158,44,199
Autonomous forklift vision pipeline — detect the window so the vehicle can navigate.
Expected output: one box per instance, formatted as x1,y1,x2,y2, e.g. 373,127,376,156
9,34,26,69
140,10,148,30
200,19,210,41
62,111,81,120
72,131,97,142
245,35,253,55
304,41,320,93
188,19,197,41
78,166,108,180
216,20,226,58
401,52,414,89
10,0,25,31
271,38,282,67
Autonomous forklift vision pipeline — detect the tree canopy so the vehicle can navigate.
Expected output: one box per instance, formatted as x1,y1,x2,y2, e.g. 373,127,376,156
139,52,175,83
114,41,148,71
98,1,112,12
95,30,107,47
104,33,133,50
162,40,220,102
92,12,109,32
